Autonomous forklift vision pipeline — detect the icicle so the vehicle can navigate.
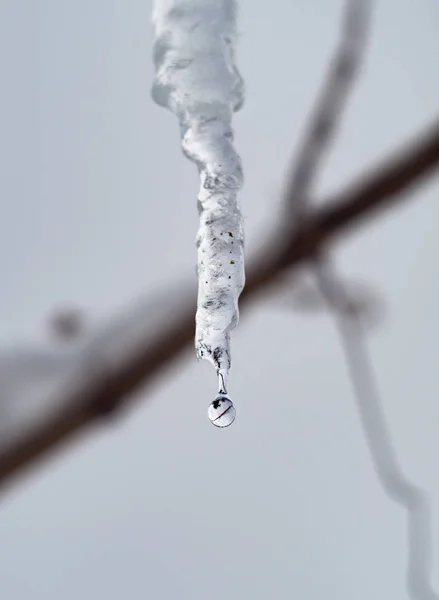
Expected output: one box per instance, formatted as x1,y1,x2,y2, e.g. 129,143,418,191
151,0,245,411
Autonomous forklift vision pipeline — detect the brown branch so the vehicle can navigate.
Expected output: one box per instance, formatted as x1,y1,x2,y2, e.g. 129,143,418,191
280,1,438,593
0,117,439,492
317,262,439,600
278,116,439,269
284,0,372,222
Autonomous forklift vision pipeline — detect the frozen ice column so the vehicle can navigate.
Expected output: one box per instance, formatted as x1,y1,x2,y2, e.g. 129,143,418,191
151,0,245,378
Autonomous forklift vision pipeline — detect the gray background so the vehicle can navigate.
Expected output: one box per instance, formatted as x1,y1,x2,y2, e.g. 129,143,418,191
1,0,439,598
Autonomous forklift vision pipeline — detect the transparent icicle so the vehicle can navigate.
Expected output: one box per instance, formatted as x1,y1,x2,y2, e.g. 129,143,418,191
151,0,245,376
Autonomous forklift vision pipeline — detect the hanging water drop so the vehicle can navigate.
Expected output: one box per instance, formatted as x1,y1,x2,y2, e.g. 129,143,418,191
208,369,236,428
208,395,236,428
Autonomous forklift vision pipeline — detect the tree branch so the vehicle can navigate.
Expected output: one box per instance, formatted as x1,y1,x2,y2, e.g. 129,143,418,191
278,116,439,270
0,116,438,491
279,1,439,593
317,262,439,599
283,0,372,222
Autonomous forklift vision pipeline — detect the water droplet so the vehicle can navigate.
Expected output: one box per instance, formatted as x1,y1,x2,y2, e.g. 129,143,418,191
208,395,236,428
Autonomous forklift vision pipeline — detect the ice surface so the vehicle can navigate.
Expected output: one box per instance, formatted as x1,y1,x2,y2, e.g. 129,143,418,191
151,0,245,374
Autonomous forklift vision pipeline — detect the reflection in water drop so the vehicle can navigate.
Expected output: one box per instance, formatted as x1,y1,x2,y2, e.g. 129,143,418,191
208,395,236,428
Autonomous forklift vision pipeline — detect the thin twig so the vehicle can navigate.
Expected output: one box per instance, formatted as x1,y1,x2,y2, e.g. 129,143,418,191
317,263,438,600
284,0,373,223
280,0,437,595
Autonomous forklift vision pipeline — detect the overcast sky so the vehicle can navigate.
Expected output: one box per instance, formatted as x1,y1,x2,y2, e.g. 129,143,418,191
0,1,439,598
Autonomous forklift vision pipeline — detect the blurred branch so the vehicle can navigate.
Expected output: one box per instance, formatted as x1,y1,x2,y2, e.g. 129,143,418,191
0,115,438,491
0,3,436,598
277,115,439,270
284,0,372,222
1,0,439,494
281,0,438,596
317,263,438,600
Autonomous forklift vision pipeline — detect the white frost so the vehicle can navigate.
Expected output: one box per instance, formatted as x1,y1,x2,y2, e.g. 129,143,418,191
151,0,245,376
